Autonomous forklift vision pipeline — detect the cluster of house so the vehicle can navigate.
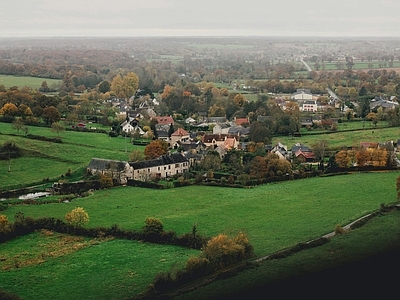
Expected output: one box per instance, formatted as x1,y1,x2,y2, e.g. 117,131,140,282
85,89,400,183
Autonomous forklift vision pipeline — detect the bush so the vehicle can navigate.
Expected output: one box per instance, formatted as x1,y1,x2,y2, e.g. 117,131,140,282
0,215,12,234
201,232,254,269
65,207,89,227
143,217,164,235
334,224,347,235
0,142,21,160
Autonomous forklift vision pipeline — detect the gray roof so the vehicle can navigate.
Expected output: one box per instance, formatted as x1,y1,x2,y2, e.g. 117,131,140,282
88,158,128,171
129,153,188,169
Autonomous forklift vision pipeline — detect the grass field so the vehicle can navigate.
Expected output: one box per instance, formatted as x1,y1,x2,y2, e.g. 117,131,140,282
0,75,62,90
1,119,400,299
1,171,399,299
0,122,144,190
311,61,400,71
272,125,400,149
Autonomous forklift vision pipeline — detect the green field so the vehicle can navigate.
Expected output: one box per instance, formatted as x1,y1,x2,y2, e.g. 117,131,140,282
311,61,400,71
0,122,144,190
272,125,400,149
0,75,62,90
1,120,400,299
1,171,399,299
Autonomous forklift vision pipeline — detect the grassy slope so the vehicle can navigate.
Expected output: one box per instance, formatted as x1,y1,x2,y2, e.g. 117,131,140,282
0,122,144,189
173,209,400,300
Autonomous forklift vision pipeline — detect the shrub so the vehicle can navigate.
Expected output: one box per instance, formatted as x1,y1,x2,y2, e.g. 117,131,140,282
334,224,347,235
143,217,164,235
98,173,113,188
185,256,210,276
65,207,89,227
0,215,12,234
0,142,21,160
201,232,254,269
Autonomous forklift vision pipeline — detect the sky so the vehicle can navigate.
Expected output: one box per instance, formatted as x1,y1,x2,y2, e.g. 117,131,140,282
1,0,400,38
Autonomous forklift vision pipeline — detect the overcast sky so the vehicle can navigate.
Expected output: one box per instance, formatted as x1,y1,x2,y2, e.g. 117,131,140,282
1,0,400,38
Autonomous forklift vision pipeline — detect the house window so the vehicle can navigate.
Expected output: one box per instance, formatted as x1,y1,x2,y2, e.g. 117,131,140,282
148,168,150,172
158,167,160,171
175,164,179,168
168,165,171,169
164,167,166,170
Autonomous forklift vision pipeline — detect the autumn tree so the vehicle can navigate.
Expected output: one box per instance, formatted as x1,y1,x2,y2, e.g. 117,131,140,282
17,104,33,119
208,104,226,117
42,106,61,124
111,72,139,99
356,147,370,166
65,207,89,227
233,94,247,107
0,103,18,118
335,150,350,168
144,140,169,160
249,156,268,181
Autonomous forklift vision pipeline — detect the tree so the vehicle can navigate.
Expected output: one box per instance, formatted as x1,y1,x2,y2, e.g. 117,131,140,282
356,147,370,167
98,80,111,93
0,103,18,118
144,140,169,159
129,149,145,162
65,207,89,227
233,94,247,107
249,121,271,143
11,118,24,133
200,152,221,171
51,122,65,137
249,156,268,181
42,106,61,124
335,150,350,168
311,140,329,162
111,72,139,99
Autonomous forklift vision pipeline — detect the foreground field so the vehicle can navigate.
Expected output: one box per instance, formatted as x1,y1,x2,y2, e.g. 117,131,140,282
1,171,399,299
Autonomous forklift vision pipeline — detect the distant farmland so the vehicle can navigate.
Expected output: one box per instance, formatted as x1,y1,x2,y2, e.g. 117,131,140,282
0,75,62,90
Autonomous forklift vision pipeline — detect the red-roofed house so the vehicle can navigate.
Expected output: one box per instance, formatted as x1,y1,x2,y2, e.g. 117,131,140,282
170,128,190,145
234,117,250,126
154,116,174,125
223,136,239,150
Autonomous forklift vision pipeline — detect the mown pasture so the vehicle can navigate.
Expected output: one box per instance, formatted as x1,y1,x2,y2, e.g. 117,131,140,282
0,171,399,299
0,75,62,90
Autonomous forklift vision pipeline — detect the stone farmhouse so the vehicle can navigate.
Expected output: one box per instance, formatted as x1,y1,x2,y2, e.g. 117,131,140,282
87,158,133,184
88,153,190,183
129,153,189,181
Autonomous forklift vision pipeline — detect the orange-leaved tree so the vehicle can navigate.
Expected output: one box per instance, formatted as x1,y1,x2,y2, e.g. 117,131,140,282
144,140,169,160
